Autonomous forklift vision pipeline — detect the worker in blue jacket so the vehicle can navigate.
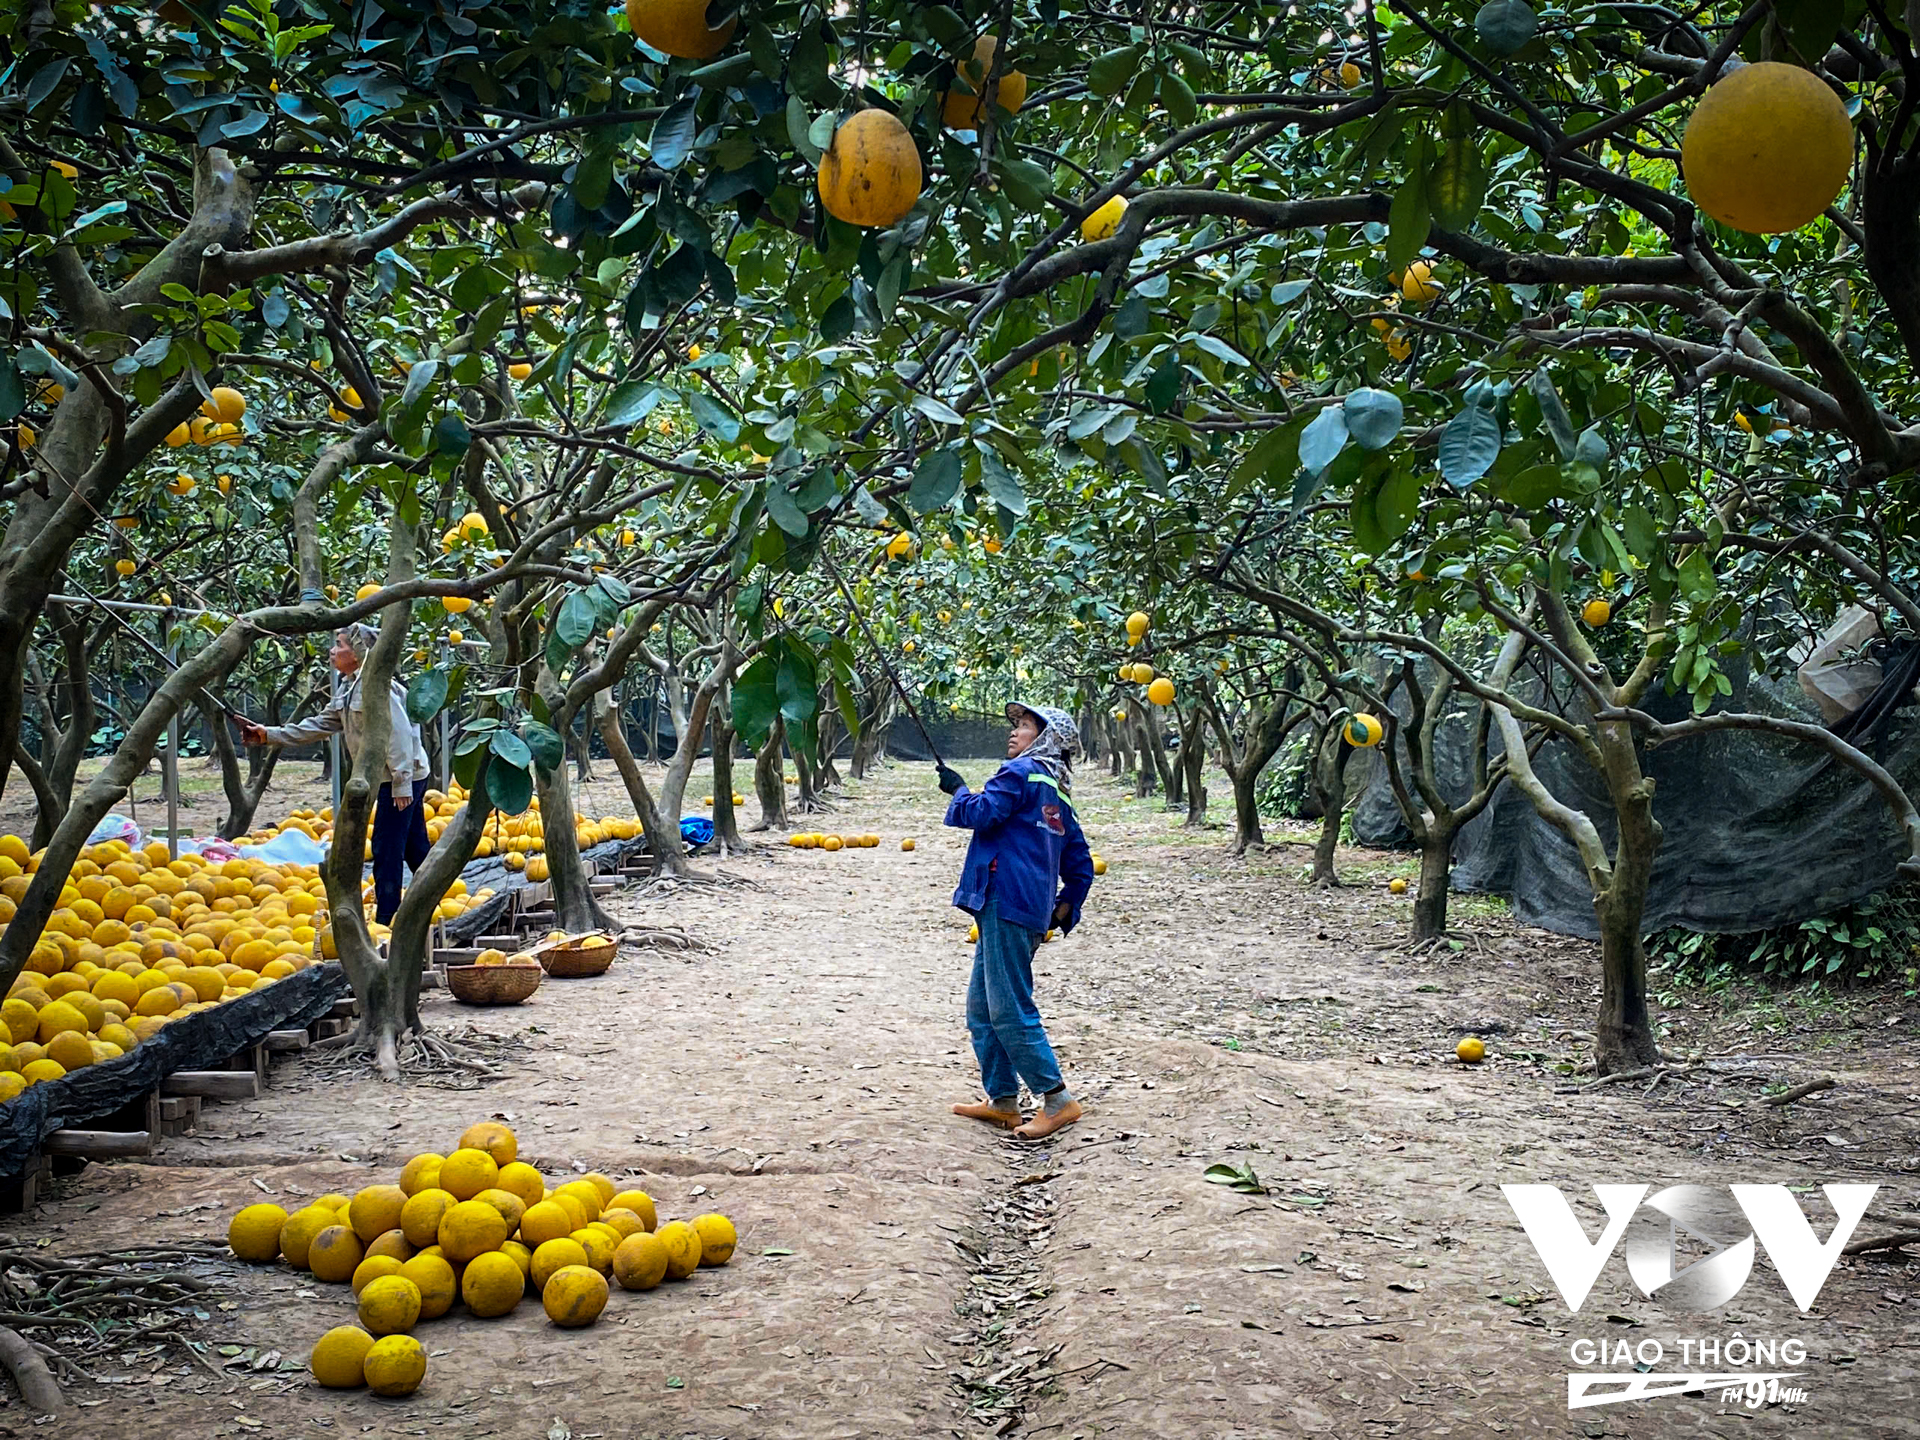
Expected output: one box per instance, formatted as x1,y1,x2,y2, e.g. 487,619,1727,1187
938,701,1095,1139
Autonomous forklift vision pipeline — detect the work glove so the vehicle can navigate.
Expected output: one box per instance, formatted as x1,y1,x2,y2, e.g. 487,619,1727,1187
936,763,968,795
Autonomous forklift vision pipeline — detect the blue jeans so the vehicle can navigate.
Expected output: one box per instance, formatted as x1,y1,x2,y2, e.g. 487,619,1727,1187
966,891,1064,1102
372,777,431,924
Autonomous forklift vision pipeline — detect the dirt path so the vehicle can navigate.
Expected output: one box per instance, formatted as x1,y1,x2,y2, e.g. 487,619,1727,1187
5,762,1918,1438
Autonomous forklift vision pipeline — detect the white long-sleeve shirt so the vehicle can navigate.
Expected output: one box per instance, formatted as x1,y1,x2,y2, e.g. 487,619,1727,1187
262,669,430,788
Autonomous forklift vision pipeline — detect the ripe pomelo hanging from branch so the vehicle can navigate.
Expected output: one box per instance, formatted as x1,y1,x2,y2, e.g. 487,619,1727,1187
943,35,1027,130
817,110,923,228
625,0,736,59
1681,61,1853,234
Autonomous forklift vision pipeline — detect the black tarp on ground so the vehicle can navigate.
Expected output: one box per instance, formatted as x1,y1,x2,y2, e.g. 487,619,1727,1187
0,961,350,1176
1347,661,1920,940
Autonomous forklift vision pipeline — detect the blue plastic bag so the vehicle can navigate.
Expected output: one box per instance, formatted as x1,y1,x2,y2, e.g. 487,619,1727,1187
679,816,714,846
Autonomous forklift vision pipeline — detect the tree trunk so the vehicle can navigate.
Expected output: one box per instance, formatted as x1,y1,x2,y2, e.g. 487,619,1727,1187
1178,703,1207,826
794,743,821,811
751,719,789,831
594,695,689,877
1308,741,1351,888
709,686,743,850
816,700,842,790
1229,767,1264,853
533,757,615,933
571,693,596,783
1412,832,1453,942
1593,726,1662,1072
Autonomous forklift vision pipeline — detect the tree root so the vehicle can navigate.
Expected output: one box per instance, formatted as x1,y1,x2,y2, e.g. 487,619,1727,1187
621,924,718,953
1843,1228,1920,1257
0,1325,68,1415
299,1022,522,1089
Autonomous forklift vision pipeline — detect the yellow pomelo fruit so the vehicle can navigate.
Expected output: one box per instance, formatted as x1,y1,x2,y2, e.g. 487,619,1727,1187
942,34,1026,129
598,1208,647,1240
348,1184,408,1243
309,1325,373,1388
496,1161,545,1209
35,1001,87,1043
458,1121,517,1166
655,1220,704,1280
400,1189,457,1248
438,1147,498,1201
398,1153,444,1196
571,1227,618,1276
400,1253,456,1320
1456,1036,1487,1063
501,1239,534,1282
281,1205,339,1270
1682,61,1853,235
461,1250,524,1318
364,1228,414,1264
817,110,923,229
308,1225,365,1284
227,1203,287,1263
1583,598,1611,628
45,1030,95,1071
1398,259,1441,306
541,1265,609,1328
690,1213,737,1266
475,1187,526,1232
1146,677,1175,707
519,1198,574,1248
357,1274,422,1336
625,0,736,59
612,1231,670,1291
351,1254,406,1297
362,1334,426,1397
578,1172,616,1208
606,1198,660,1228
1080,194,1127,242
530,1237,588,1292
438,1199,509,1262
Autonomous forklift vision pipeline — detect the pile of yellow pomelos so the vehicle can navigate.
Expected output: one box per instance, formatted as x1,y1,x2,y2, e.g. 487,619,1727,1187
224,1121,735,1396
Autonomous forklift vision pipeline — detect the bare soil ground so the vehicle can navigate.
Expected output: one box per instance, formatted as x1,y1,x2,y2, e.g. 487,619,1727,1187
3,757,1919,1439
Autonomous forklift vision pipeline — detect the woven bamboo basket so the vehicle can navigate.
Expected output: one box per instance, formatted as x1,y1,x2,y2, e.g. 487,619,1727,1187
537,938,617,978
446,963,543,1005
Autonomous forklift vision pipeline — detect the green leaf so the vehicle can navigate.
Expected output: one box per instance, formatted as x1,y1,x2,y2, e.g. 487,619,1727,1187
1299,405,1350,474
1504,462,1579,509
489,729,532,769
996,158,1053,210
1439,400,1502,488
1386,137,1432,272
489,759,533,816
732,654,779,748
766,482,809,537
977,450,1027,516
432,414,471,457
1428,134,1489,232
1529,368,1577,459
573,145,615,213
818,294,855,343
786,95,823,165
1088,46,1143,97
603,378,661,427
1144,351,1183,414
687,391,741,442
555,589,598,648
520,720,564,774
1160,71,1197,127
1373,469,1422,544
1343,388,1404,450
1475,0,1539,56
776,642,819,724
651,96,700,171
909,448,963,514
404,668,449,724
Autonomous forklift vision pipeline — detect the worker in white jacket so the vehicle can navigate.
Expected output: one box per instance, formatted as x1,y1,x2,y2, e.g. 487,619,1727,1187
240,624,433,923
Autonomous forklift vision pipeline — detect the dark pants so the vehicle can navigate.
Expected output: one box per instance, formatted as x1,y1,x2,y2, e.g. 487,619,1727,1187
965,892,1064,1103
372,777,431,924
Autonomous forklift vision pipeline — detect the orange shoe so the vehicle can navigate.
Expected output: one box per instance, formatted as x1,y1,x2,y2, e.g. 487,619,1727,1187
952,1101,1022,1129
1013,1099,1081,1139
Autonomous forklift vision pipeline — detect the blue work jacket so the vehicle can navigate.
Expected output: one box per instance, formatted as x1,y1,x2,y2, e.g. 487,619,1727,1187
945,757,1095,933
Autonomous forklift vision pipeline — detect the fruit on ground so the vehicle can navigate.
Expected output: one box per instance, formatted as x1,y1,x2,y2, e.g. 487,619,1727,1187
357,1274,423,1336
281,1205,337,1269
1081,194,1127,241
612,1231,670,1290
349,1184,408,1242
400,1253,456,1320
399,1153,444,1196
1146,677,1175,707
817,110,923,229
228,1203,287,1263
309,1325,374,1388
519,1199,574,1248
655,1220,704,1281
459,1120,517,1166
439,1199,509,1262
496,1161,546,1209
1682,61,1853,234
690,1213,737,1266
599,1208,646,1240
901,838,916,851
608,1190,657,1231
401,1189,456,1248
625,0,736,58
572,1227,618,1275
352,1255,406,1297
365,1228,414,1264
942,34,1027,129
362,1334,426,1397
542,1265,609,1327
1092,856,1107,876
579,1172,616,1208
461,1250,524,1317
1583,598,1611,628
438,1147,499,1200
821,836,843,852
309,1225,365,1284
1388,878,1408,895
531,1237,589,1291
476,1187,526,1231
1457,1036,1487,1063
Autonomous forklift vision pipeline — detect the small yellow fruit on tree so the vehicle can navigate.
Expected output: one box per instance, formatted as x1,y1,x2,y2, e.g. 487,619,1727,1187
362,1334,426,1397
1456,1036,1487,1064
817,110,924,229
357,1274,423,1337
507,362,532,381
625,0,736,58
1399,260,1441,306
1344,713,1385,748
202,386,246,424
309,1325,374,1388
1081,194,1127,241
1146,677,1175,707
1582,598,1612,628
942,34,1028,129
542,1265,610,1327
689,1213,736,1266
114,558,136,577
228,1203,287,1263
1681,62,1853,234
1125,610,1149,639
1338,60,1362,88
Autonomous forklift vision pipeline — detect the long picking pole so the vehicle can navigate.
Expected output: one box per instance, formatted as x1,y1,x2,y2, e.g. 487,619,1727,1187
821,549,945,768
